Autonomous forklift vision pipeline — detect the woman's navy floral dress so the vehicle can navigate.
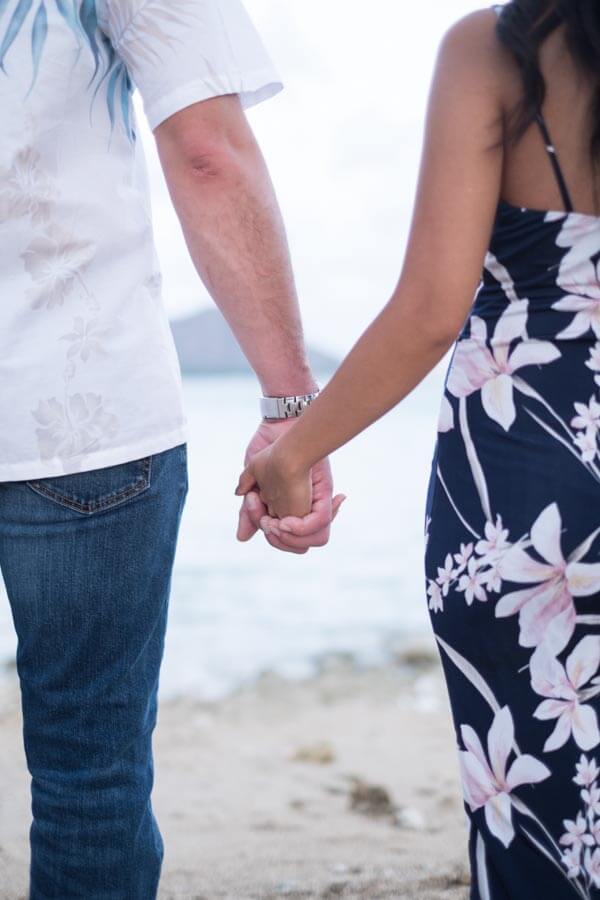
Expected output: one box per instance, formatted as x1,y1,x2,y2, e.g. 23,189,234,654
425,119,600,899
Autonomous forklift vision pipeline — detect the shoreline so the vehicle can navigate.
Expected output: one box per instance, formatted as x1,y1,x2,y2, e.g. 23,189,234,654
0,647,470,899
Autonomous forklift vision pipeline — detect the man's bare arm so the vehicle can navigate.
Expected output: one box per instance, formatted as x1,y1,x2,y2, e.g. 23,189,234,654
154,93,317,398
154,93,343,551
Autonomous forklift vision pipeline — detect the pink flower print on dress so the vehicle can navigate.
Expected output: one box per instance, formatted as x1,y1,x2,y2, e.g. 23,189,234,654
553,260,600,340
496,503,600,651
584,848,600,889
561,845,582,880
530,636,600,752
574,755,600,788
438,394,454,433
447,302,560,432
475,515,511,566
457,556,488,606
459,706,550,848
427,580,443,614
559,813,595,852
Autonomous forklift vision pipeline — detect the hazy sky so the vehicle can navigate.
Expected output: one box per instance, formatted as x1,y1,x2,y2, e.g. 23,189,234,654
139,0,484,356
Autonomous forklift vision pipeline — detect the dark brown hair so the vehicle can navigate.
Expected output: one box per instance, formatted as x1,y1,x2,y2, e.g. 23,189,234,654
496,0,600,161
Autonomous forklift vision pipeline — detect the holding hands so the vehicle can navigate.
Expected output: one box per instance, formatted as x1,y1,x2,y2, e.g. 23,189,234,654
235,419,346,554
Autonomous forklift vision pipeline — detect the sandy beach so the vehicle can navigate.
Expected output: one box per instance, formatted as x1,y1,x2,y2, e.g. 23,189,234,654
0,648,470,899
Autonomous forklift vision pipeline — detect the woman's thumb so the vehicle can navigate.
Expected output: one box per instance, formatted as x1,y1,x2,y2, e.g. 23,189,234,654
235,466,256,497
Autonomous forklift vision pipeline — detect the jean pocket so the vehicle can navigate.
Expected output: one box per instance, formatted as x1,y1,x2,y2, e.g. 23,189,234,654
26,455,152,515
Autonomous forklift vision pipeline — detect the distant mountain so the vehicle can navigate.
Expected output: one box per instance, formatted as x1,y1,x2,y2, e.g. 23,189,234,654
170,308,338,375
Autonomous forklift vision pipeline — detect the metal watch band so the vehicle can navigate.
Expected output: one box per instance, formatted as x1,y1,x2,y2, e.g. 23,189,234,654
260,391,320,420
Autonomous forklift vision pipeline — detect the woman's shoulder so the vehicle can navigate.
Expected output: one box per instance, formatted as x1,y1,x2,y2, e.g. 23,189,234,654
441,7,506,56
437,7,520,97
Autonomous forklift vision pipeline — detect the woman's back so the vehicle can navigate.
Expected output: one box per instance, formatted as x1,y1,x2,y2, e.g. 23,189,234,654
500,20,600,216
458,15,600,346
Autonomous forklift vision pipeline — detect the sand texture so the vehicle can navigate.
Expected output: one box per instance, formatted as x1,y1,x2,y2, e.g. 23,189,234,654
0,652,470,899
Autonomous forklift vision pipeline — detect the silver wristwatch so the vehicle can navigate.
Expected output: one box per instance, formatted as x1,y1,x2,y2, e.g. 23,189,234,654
260,391,320,420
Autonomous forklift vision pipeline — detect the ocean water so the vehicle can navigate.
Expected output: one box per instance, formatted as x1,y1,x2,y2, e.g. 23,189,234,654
0,367,448,700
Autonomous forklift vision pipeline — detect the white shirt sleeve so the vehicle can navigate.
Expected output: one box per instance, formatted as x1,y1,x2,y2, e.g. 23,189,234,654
97,0,283,130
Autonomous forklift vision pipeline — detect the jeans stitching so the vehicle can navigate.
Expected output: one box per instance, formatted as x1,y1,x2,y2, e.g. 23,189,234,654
26,456,153,515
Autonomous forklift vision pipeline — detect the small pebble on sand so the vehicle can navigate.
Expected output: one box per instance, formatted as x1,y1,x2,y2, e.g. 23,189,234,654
395,806,427,831
292,741,336,765
348,777,396,819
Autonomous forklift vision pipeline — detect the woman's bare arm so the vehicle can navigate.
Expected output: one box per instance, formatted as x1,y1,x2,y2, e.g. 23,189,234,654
237,10,508,523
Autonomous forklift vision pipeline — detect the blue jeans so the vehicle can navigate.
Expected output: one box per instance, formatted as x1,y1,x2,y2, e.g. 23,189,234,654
0,444,188,899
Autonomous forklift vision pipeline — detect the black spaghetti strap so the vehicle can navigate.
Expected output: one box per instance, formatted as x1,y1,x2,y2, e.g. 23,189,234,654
535,112,575,213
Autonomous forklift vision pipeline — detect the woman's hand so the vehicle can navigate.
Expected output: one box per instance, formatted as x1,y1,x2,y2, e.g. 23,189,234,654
235,441,313,520
235,420,346,553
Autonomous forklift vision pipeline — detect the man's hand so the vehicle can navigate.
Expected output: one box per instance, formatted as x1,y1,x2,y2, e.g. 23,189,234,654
236,420,345,554
156,96,345,542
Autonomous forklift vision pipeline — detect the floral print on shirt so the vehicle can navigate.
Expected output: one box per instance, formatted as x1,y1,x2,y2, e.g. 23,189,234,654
0,0,277,480
0,139,120,466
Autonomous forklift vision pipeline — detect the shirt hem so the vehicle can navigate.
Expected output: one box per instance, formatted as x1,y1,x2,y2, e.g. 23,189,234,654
144,67,283,130
0,424,190,483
